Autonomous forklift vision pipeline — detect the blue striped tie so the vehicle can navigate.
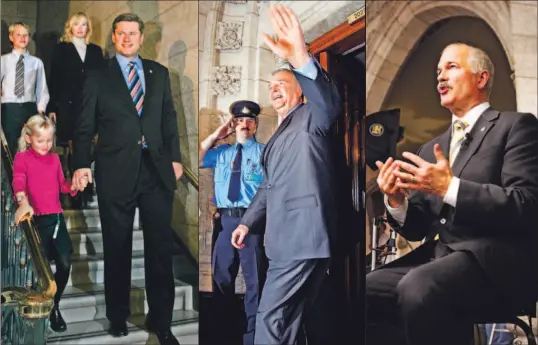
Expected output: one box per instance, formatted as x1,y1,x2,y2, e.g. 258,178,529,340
128,62,144,116
128,62,147,149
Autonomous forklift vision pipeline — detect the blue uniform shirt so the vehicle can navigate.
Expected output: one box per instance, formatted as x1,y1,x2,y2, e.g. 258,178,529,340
201,138,265,208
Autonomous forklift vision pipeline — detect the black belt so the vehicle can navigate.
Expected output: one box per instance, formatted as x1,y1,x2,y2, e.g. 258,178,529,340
218,208,247,218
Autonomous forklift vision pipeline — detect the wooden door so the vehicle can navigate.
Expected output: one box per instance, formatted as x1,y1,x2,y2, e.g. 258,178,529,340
309,14,366,343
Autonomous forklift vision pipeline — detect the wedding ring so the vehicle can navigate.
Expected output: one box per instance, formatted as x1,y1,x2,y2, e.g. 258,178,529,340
411,176,416,183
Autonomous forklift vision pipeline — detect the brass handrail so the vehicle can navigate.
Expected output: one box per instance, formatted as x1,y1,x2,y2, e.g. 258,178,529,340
1,131,57,300
182,164,199,191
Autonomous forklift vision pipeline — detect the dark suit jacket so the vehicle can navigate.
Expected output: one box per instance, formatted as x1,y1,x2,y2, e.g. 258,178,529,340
240,60,342,261
388,108,538,306
47,42,104,141
72,57,181,199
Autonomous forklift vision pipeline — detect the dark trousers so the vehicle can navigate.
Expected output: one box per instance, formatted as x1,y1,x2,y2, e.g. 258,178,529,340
254,258,329,345
365,241,504,345
33,213,72,304
97,152,175,329
1,102,37,155
212,214,265,345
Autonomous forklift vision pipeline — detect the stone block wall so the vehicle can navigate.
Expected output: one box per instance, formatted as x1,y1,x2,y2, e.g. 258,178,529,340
1,1,38,55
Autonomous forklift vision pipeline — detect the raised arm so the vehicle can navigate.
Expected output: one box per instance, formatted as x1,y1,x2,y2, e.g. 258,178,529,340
199,116,234,167
262,4,341,135
293,58,342,134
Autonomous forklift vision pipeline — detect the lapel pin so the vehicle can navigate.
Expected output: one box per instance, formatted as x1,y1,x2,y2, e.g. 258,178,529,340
149,69,153,74
480,126,485,131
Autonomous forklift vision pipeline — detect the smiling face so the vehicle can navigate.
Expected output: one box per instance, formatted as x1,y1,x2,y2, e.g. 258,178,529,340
9,25,30,51
436,44,490,116
233,117,257,141
25,127,54,155
112,21,144,59
269,70,303,117
71,16,89,39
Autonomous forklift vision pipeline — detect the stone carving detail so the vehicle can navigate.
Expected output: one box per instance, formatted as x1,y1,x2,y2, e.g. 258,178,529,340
211,66,242,95
216,21,244,50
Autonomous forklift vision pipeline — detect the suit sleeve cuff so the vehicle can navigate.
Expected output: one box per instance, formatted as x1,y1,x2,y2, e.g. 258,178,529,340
291,57,318,80
384,195,408,226
442,177,460,207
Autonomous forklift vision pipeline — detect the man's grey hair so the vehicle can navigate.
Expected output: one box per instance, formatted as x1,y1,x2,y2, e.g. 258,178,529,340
445,43,495,94
271,67,292,75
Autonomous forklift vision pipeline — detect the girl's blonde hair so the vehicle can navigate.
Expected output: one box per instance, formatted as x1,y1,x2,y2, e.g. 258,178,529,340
60,12,93,44
18,115,56,153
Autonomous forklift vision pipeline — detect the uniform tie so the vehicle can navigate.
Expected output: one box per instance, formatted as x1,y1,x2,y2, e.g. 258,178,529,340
227,144,243,202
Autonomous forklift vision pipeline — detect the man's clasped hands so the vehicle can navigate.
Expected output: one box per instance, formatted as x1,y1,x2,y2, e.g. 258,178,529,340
376,144,454,208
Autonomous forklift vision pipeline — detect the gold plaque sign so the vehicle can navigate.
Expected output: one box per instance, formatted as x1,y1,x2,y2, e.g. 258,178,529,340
347,6,365,25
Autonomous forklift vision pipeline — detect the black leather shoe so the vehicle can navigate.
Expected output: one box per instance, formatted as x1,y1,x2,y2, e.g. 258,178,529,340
153,328,180,345
108,321,128,337
145,320,179,345
50,304,67,332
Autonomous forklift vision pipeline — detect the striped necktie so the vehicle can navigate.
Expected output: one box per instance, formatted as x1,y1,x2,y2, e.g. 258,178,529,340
449,120,468,166
15,55,24,98
128,62,144,116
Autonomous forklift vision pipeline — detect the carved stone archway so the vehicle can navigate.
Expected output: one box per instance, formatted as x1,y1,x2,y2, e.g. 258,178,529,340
365,1,514,115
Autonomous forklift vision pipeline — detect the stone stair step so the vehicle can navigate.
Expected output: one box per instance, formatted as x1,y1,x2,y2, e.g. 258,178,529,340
63,208,140,230
47,309,198,344
52,251,146,287
52,250,196,287
58,278,193,324
68,227,144,256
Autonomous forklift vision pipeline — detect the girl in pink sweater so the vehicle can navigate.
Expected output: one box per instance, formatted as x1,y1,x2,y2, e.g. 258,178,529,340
13,114,86,333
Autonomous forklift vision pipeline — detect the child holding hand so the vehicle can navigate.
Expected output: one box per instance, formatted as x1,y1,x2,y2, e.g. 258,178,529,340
12,114,87,332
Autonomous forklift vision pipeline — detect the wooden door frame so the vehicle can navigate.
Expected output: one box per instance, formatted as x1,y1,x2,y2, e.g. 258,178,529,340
308,15,366,58
306,8,367,316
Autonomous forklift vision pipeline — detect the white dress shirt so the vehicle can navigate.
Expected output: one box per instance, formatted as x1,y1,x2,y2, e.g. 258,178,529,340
385,102,491,226
1,49,50,113
72,37,87,62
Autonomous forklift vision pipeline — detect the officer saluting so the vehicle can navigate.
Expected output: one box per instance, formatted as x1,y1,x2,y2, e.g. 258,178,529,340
199,100,266,345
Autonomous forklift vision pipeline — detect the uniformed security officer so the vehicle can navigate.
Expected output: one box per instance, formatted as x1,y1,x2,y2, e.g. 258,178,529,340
199,100,266,345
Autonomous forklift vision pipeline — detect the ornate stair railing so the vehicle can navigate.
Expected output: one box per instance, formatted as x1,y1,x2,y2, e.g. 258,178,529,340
182,165,199,191
1,131,56,345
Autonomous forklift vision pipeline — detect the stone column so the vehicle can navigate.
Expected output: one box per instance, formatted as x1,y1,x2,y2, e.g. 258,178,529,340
510,1,538,114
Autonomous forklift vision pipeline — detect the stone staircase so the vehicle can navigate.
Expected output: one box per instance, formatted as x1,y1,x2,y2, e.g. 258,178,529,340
46,207,199,344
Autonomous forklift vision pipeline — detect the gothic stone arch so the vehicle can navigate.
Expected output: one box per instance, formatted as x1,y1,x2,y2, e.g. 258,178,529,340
366,1,513,115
